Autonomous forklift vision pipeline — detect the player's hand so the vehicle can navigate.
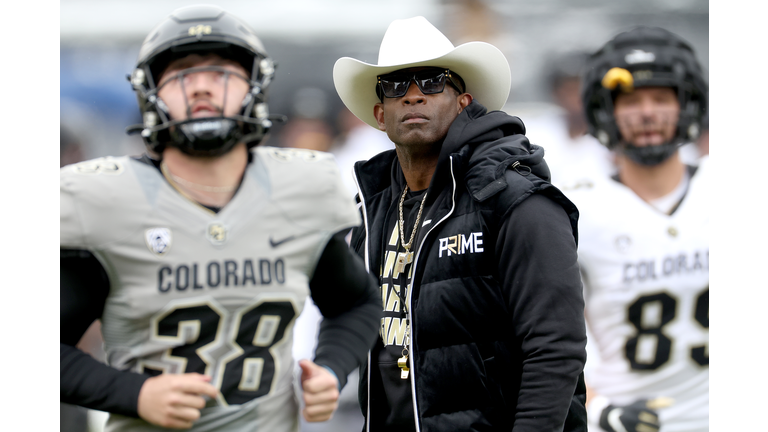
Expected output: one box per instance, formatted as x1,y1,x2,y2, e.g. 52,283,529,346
137,372,219,429
299,359,340,422
598,398,673,432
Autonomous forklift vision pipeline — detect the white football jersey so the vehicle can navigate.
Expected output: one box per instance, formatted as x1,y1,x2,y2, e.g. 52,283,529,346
566,157,709,432
60,147,360,432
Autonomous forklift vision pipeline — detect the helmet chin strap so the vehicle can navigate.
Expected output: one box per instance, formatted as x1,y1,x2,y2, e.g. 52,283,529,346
619,141,682,166
171,118,242,157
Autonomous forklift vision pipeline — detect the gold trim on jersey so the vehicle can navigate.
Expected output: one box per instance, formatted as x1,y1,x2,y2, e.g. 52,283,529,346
239,358,266,392
215,294,300,407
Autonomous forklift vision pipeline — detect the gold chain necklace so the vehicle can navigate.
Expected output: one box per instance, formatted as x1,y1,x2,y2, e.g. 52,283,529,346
160,162,238,193
394,184,428,275
395,184,427,381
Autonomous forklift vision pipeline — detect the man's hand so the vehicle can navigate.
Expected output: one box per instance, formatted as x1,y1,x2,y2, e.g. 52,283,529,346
137,372,219,429
299,359,340,422
599,398,673,432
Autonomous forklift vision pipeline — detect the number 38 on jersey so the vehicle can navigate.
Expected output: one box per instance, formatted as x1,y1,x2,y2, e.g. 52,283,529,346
137,296,298,406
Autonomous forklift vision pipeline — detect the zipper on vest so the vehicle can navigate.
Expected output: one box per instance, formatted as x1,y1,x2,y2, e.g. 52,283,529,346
406,155,459,432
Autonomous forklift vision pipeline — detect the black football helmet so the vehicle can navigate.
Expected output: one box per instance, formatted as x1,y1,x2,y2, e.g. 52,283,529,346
126,5,277,156
582,26,708,165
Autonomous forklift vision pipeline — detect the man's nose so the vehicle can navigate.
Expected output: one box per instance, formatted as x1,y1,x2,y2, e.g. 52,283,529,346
184,71,217,97
402,79,426,104
638,98,658,117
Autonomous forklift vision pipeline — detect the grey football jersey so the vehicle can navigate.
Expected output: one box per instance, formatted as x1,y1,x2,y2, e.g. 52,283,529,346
60,147,361,432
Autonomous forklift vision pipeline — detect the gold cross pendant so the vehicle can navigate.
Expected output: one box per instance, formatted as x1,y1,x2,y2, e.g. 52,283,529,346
397,355,410,379
393,251,413,276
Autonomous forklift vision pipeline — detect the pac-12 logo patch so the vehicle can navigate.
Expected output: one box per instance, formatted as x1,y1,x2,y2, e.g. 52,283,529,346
145,228,171,256
614,235,632,253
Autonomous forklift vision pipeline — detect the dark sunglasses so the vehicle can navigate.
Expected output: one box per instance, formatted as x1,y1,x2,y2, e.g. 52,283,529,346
377,68,465,99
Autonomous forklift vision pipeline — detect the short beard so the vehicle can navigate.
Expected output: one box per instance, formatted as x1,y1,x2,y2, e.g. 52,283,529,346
619,141,681,166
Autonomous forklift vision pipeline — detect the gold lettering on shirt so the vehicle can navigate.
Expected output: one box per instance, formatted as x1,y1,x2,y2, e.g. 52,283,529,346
387,318,408,346
385,285,401,312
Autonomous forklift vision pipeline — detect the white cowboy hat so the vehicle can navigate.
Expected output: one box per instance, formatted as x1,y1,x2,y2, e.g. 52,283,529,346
333,16,511,129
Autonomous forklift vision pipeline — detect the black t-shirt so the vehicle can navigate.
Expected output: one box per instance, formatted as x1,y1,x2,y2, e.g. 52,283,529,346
370,188,428,432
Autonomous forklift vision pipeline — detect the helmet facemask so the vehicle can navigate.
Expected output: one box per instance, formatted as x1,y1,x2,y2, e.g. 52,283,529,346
126,5,279,157
614,87,684,166
581,26,708,167
131,47,275,157
152,61,264,156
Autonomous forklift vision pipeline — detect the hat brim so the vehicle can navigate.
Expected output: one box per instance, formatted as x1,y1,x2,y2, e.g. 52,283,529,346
333,41,511,129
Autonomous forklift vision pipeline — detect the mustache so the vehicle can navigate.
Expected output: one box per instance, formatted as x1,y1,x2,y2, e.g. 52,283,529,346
185,100,224,117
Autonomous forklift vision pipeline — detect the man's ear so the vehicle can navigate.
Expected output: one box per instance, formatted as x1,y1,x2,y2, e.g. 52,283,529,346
373,103,387,132
457,93,473,114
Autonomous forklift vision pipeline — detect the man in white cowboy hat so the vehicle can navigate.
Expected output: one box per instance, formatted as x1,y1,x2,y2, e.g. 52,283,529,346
333,16,587,432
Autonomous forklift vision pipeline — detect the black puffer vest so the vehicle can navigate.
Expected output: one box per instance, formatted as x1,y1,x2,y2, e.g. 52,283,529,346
350,101,583,432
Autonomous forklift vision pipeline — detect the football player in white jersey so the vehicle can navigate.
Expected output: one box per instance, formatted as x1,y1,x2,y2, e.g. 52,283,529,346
60,5,381,431
566,27,709,432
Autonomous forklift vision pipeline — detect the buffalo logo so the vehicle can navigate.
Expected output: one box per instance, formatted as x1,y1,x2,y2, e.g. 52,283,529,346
208,222,227,245
188,25,212,37
145,228,171,256
625,49,656,64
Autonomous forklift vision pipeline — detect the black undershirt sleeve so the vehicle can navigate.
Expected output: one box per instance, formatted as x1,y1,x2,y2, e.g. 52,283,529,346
60,249,148,417
309,230,382,389
497,194,587,432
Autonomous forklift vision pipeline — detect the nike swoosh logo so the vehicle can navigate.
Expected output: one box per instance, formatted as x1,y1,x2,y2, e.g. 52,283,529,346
269,235,295,248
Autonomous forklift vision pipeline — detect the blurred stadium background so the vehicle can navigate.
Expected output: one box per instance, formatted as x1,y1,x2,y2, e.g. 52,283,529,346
60,1,708,431
61,0,708,160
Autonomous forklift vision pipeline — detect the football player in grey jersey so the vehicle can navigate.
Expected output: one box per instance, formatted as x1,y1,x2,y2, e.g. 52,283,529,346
60,5,381,431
